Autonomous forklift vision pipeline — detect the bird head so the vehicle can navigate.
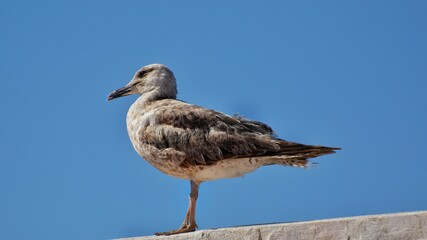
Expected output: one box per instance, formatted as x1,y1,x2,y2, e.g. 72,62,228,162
107,63,177,101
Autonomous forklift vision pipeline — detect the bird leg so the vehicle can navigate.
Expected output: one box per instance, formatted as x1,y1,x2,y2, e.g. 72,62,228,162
155,180,200,236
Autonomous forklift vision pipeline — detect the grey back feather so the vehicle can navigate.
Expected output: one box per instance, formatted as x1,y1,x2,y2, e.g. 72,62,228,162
138,99,338,167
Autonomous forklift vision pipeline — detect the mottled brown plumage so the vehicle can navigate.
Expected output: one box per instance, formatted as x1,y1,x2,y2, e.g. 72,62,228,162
107,63,339,235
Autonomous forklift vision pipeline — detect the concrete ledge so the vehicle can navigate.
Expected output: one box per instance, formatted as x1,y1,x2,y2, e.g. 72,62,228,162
120,211,427,240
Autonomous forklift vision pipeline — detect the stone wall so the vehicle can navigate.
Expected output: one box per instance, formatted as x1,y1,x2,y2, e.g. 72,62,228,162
119,211,427,240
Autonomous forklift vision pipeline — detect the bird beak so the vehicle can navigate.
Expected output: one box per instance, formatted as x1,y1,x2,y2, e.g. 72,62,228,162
107,85,132,101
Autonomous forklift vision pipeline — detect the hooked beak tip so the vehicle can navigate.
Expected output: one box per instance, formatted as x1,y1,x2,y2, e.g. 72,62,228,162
107,85,132,101
107,92,117,101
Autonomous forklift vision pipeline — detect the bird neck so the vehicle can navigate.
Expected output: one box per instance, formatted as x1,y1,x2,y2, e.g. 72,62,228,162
138,86,177,106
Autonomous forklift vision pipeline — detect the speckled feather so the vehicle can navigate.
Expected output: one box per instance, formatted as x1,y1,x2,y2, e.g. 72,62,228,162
110,63,338,182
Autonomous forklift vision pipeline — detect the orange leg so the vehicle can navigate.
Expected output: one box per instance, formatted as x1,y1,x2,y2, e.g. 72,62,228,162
155,180,200,236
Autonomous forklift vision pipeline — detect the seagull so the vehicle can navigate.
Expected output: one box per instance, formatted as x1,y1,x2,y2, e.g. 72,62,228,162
107,63,339,235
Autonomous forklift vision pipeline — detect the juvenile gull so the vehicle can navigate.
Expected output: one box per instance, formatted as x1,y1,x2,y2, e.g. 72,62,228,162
107,63,339,235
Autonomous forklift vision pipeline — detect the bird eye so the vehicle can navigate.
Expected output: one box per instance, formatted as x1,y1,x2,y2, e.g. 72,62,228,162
138,71,147,78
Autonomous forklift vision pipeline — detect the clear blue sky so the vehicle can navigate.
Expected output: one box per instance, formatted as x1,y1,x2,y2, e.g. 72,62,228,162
1,1,426,239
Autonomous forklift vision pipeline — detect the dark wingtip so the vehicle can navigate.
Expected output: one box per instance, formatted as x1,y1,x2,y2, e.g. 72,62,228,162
321,146,341,155
331,147,342,153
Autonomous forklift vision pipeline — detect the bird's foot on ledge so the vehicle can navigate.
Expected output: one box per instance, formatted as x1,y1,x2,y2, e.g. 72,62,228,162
154,223,198,236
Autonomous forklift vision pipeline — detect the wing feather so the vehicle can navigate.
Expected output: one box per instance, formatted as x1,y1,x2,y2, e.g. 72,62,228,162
140,100,280,167
139,99,339,168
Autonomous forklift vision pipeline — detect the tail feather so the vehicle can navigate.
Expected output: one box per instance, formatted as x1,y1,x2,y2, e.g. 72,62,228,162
279,141,339,157
269,141,340,168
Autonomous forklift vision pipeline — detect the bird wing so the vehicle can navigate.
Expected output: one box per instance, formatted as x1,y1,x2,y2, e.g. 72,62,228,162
140,99,282,167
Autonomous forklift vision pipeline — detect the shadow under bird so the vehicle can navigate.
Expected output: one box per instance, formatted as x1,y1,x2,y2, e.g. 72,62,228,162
107,63,340,235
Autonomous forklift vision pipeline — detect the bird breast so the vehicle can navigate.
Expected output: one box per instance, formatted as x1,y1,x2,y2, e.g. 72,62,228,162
126,98,154,156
